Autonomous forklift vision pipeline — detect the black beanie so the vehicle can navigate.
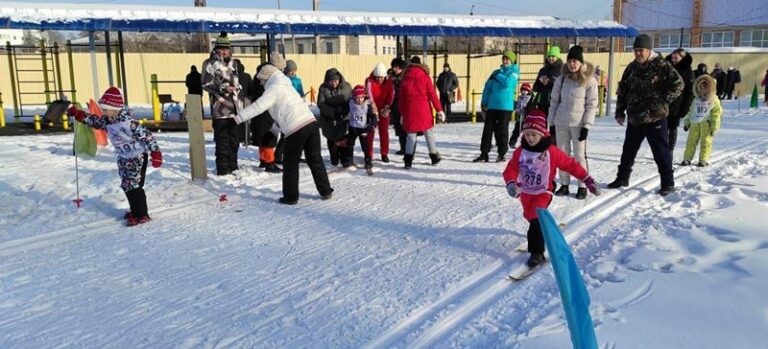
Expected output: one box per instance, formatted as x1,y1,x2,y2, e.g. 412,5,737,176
567,45,584,63
410,56,421,64
633,34,652,50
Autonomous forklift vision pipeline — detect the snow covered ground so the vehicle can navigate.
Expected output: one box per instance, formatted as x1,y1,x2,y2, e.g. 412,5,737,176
1,101,767,348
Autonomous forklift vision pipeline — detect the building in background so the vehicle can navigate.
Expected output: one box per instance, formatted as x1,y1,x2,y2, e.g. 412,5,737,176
223,33,398,55
614,0,768,50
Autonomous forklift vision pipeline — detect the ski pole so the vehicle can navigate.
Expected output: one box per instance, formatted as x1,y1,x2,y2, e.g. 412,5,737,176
72,113,83,208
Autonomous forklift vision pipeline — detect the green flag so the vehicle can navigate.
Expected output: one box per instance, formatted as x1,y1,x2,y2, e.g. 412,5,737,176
73,121,97,157
751,84,759,108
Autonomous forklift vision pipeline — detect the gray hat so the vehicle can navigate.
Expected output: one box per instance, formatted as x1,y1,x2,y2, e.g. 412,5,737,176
633,34,652,50
257,64,279,81
285,59,298,72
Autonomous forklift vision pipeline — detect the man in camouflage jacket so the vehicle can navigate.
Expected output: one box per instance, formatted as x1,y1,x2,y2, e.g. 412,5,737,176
608,34,683,196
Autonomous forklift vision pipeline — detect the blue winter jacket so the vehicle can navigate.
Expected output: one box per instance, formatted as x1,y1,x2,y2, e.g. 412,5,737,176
481,64,519,111
289,75,305,97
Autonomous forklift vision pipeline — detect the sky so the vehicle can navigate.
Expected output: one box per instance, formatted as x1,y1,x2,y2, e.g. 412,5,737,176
10,0,615,21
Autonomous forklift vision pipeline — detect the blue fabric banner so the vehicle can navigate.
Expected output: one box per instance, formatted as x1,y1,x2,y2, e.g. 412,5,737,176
537,208,598,349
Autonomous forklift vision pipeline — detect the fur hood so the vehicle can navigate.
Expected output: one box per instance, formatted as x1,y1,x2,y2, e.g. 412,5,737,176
560,61,595,86
406,63,431,76
693,74,716,98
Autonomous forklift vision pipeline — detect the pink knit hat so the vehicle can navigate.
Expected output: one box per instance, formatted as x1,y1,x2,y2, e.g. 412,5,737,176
98,86,125,110
523,110,550,137
352,85,366,97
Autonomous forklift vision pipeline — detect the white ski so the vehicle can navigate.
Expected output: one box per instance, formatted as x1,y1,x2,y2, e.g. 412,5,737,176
507,260,547,281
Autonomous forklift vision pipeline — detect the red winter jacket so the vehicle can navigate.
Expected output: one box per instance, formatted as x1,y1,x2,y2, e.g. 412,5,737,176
365,74,394,113
503,142,589,191
398,63,443,133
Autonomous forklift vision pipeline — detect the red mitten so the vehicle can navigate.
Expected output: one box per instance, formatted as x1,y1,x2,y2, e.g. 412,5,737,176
67,106,85,122
150,151,163,168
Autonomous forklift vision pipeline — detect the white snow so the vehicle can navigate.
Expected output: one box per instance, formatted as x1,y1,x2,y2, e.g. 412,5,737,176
1,100,768,348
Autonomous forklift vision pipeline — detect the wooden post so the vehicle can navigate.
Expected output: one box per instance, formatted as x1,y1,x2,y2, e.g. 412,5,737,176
186,94,207,180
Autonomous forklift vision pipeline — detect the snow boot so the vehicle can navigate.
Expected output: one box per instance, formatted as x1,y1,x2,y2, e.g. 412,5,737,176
404,154,414,169
429,153,442,165
496,154,506,163
575,187,588,200
658,186,676,196
381,155,390,163
278,197,298,205
264,162,283,173
472,153,489,163
126,215,151,227
607,178,629,188
554,185,570,196
526,253,546,268
697,161,709,167
680,160,691,166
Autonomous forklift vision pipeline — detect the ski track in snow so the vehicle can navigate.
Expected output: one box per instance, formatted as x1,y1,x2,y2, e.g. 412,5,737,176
1,111,768,348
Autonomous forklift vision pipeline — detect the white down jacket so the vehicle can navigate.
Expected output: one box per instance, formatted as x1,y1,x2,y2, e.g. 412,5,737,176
235,71,315,137
548,62,598,129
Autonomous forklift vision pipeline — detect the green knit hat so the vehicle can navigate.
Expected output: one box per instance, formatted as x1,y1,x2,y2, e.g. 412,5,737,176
214,32,230,49
547,45,561,57
502,50,516,63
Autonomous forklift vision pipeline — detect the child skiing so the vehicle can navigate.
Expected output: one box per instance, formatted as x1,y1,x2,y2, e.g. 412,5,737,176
502,111,600,268
67,87,162,226
508,82,533,148
346,85,378,174
681,74,722,167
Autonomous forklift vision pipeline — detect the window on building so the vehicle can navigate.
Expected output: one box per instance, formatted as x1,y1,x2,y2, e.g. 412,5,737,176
240,46,247,54
325,42,333,54
297,43,305,54
658,33,690,48
382,47,386,54
740,29,768,47
701,31,735,47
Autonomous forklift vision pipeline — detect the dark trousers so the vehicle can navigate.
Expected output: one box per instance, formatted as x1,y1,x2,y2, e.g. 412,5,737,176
480,109,512,156
391,112,407,152
527,219,544,254
326,139,345,165
126,153,149,217
439,91,452,117
617,119,674,188
275,133,285,163
508,114,522,147
346,128,372,164
283,122,333,202
667,115,681,153
213,118,240,175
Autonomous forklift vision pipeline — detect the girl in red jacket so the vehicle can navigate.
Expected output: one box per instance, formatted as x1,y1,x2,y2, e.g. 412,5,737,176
365,63,395,163
502,110,600,267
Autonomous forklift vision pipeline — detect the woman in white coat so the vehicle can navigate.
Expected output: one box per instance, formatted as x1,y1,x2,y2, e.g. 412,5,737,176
548,45,598,199
234,65,334,205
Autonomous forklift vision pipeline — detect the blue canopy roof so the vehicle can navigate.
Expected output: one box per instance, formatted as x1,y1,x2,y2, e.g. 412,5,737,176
0,2,638,38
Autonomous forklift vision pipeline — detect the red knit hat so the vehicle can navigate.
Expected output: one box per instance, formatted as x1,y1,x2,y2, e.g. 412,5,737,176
352,85,366,97
523,110,549,137
98,86,125,110
520,82,532,92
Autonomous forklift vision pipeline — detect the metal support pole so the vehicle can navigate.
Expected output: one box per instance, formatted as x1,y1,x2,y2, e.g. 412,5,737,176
88,32,100,101
607,37,615,117
465,39,471,114
40,39,51,104
118,32,128,104
471,89,477,124
53,42,64,97
151,74,161,122
66,40,78,104
6,41,20,117
114,42,123,89
105,31,114,87
0,92,5,128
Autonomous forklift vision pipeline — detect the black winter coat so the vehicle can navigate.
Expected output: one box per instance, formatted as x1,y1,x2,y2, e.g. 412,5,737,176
711,68,726,96
531,58,563,111
436,70,459,93
725,69,741,93
666,53,694,119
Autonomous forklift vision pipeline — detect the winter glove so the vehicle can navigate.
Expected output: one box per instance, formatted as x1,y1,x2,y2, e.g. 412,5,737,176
578,127,589,141
150,151,163,168
583,176,601,196
67,106,85,122
506,182,521,198
683,124,690,132
437,111,446,123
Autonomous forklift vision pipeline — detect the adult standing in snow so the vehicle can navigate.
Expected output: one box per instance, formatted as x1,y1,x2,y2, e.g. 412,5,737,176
185,65,202,95
399,56,445,169
710,62,726,99
234,65,334,205
724,66,741,100
317,68,353,167
608,34,684,196
247,58,284,174
665,48,695,155
389,57,408,156
530,46,564,138
693,63,708,79
201,32,243,176
474,50,519,163
548,45,598,200
762,69,768,106
436,63,459,122
365,62,395,163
